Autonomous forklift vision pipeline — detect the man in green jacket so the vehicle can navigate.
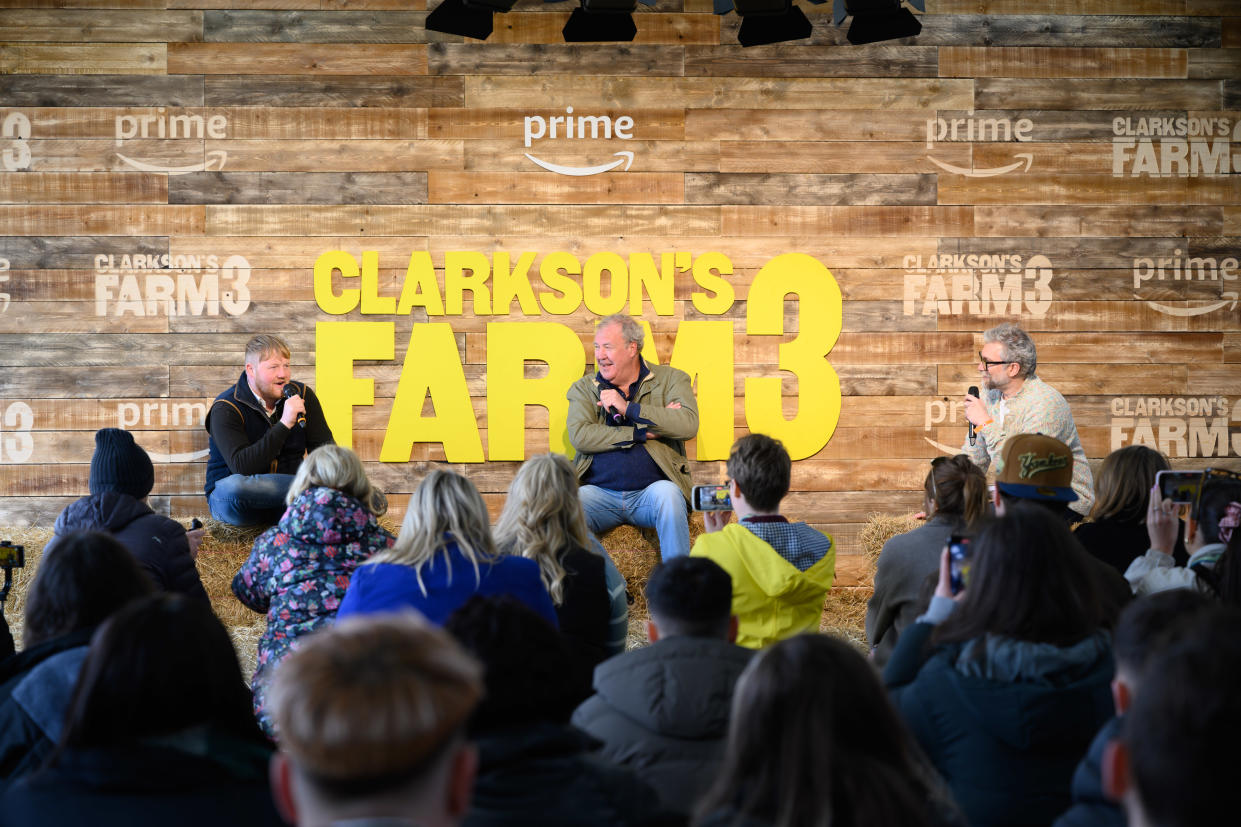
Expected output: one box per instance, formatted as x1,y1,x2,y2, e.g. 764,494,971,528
566,314,699,561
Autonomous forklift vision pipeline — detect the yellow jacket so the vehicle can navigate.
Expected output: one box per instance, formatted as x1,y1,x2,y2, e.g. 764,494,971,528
690,522,835,649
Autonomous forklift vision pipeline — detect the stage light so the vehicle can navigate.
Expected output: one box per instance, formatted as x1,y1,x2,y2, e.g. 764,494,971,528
836,0,922,45
728,0,813,48
425,0,519,41
562,0,639,43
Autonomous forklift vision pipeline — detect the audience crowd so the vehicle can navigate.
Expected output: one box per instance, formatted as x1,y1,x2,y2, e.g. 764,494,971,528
1,425,1239,827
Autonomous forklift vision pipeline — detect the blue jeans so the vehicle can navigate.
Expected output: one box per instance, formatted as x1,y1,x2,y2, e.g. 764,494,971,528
579,481,690,561
207,473,295,527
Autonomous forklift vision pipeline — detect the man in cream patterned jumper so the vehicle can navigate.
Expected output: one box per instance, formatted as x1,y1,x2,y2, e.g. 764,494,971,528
962,322,1094,518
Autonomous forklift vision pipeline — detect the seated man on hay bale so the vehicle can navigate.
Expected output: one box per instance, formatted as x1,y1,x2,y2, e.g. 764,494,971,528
567,314,699,562
690,434,834,649
204,334,335,527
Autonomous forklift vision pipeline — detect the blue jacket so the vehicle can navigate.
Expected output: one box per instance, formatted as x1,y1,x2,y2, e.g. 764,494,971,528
1053,716,1125,827
337,540,558,628
887,623,1115,827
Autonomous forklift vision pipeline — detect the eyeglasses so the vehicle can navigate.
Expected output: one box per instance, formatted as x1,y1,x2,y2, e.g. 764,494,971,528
978,352,1012,369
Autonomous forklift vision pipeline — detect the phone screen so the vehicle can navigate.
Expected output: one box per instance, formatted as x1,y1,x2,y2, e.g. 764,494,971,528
692,484,732,512
948,535,971,595
1156,470,1202,505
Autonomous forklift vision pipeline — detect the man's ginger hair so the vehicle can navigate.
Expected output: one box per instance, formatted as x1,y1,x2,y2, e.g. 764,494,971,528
268,612,483,798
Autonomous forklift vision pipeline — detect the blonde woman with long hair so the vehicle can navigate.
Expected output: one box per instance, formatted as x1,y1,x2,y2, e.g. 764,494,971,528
337,469,557,628
232,444,395,736
494,454,616,695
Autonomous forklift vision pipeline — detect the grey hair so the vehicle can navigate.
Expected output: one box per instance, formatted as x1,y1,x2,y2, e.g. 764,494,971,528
983,322,1037,378
597,314,644,351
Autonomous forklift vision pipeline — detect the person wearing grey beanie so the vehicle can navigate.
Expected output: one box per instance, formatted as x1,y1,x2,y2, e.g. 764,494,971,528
46,429,209,603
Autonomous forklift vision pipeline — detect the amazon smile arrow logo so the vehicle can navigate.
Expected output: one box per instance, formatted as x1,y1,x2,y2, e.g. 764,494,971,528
524,151,634,177
117,149,227,175
928,152,1033,177
1145,292,1239,317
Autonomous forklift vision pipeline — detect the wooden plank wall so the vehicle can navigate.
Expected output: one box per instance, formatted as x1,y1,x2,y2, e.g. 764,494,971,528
1,0,1239,585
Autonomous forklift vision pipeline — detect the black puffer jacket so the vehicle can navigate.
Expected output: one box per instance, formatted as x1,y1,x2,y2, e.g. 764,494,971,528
465,722,663,827
571,635,753,814
50,492,208,602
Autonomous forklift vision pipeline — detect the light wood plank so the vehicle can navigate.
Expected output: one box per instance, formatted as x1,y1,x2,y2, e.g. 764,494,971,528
0,10,202,42
204,205,722,236
0,43,166,75
429,107,684,141
719,141,972,174
939,173,1241,206
687,109,931,141
427,172,685,205
204,75,463,107
204,139,464,172
168,42,428,75
938,363,1188,396
463,140,720,173
0,172,166,204
465,77,975,110
0,206,205,236
720,206,975,237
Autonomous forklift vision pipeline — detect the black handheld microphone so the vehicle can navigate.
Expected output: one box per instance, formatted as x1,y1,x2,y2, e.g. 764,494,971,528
967,385,979,446
282,384,307,428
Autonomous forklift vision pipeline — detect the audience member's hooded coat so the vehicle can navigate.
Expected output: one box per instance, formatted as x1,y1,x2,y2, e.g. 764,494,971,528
51,492,207,602
571,634,753,814
886,623,1115,827
691,521,835,649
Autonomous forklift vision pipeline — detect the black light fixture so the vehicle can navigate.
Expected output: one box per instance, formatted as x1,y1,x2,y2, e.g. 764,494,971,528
729,0,812,47
425,0,519,41
562,0,639,43
834,0,923,45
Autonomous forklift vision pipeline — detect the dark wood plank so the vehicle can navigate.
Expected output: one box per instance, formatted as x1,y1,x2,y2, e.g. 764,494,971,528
204,9,428,42
939,173,1241,206
0,333,312,367
975,78,1220,109
685,173,936,206
912,15,1220,48
168,172,429,204
0,368,169,399
428,44,686,77
1188,47,1241,79
940,46,1188,79
0,74,203,107
683,45,937,77
974,206,1224,237
0,237,168,270
204,75,463,107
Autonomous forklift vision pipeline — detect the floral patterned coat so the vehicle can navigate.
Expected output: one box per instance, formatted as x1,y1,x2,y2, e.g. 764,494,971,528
232,486,395,735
